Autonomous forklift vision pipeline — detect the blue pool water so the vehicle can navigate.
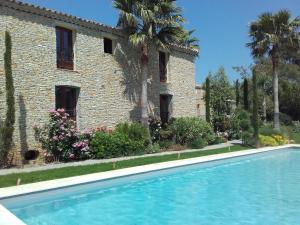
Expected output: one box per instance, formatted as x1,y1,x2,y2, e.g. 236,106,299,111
1,148,300,225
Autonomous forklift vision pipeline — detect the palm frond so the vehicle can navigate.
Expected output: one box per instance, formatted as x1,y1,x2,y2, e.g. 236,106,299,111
247,10,300,60
114,0,191,49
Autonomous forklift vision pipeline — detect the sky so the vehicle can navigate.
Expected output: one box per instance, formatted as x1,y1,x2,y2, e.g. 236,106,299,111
23,0,300,84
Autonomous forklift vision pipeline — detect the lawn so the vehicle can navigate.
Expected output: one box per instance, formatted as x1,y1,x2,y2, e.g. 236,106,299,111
0,145,249,188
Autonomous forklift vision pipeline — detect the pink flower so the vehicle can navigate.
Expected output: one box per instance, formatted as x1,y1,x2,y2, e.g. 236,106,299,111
48,108,56,113
58,135,65,140
57,108,65,113
69,154,75,159
52,136,58,141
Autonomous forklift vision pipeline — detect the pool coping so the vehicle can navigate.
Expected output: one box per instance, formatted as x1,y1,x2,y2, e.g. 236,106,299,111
0,144,299,225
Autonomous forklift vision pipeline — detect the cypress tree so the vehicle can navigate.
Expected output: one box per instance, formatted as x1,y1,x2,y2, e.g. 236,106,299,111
205,77,211,123
0,31,15,166
252,69,259,147
235,79,240,107
243,78,249,111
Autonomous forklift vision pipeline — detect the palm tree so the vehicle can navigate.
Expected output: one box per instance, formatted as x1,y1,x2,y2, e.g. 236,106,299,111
247,10,300,131
181,29,199,50
114,0,190,127
253,58,273,124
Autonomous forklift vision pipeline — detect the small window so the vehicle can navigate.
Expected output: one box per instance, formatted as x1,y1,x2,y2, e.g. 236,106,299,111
104,38,113,54
55,86,78,121
159,51,167,82
56,27,74,70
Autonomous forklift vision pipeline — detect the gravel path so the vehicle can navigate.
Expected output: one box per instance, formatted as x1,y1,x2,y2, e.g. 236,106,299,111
0,141,241,175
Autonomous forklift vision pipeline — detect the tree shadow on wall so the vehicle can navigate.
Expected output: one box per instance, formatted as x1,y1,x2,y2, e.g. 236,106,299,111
114,43,142,122
18,95,28,165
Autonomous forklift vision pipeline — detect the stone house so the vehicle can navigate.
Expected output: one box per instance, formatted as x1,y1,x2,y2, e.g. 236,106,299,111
0,0,198,164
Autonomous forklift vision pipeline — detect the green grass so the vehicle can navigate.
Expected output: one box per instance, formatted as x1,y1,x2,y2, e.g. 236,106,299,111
0,145,249,188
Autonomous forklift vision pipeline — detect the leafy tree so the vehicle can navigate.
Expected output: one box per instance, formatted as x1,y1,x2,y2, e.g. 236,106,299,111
114,0,195,127
279,80,300,120
235,79,240,107
252,69,259,147
205,77,211,123
247,10,300,130
210,67,234,131
0,31,15,167
243,78,249,111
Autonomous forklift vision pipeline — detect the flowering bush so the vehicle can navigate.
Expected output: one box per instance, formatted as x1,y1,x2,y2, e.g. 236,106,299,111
34,109,90,161
148,116,162,143
259,135,279,147
272,135,288,145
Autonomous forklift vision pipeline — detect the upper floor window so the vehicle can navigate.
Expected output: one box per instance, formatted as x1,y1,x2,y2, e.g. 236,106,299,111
159,51,167,82
104,38,113,54
56,27,74,70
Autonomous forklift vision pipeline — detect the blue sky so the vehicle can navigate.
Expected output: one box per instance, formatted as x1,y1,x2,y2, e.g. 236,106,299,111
23,0,300,84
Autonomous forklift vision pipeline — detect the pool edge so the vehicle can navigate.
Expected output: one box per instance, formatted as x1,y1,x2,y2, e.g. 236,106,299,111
0,204,26,225
1,144,299,199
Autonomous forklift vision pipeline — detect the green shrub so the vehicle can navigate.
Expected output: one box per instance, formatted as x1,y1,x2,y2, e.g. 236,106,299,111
212,136,227,144
292,121,300,132
279,113,293,126
159,140,175,149
230,110,253,145
259,124,291,139
242,131,254,146
170,117,214,145
259,135,279,147
145,143,161,154
259,125,280,136
90,131,145,159
187,137,206,149
115,122,150,146
159,129,173,140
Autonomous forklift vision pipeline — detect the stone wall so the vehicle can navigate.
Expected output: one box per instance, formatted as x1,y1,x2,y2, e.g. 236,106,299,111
0,2,197,165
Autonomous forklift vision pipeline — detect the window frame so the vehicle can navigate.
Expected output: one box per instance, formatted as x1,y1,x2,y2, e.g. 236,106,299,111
159,51,168,83
56,26,74,70
104,37,113,54
55,86,78,122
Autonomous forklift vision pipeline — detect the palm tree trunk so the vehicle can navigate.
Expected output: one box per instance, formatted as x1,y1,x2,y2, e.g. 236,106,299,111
273,64,280,131
262,94,267,124
140,45,149,128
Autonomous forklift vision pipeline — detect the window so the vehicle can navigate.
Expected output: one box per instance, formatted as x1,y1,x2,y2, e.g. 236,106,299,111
104,38,113,54
159,51,167,82
56,27,74,70
55,86,78,121
160,94,172,125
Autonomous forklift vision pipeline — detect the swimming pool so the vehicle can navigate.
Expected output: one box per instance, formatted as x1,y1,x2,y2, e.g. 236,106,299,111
1,147,300,225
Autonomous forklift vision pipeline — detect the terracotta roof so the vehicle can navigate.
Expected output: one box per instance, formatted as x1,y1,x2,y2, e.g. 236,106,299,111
0,0,198,55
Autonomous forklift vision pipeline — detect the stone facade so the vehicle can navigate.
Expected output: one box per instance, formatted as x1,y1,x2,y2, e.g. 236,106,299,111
0,0,197,165
195,85,206,119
